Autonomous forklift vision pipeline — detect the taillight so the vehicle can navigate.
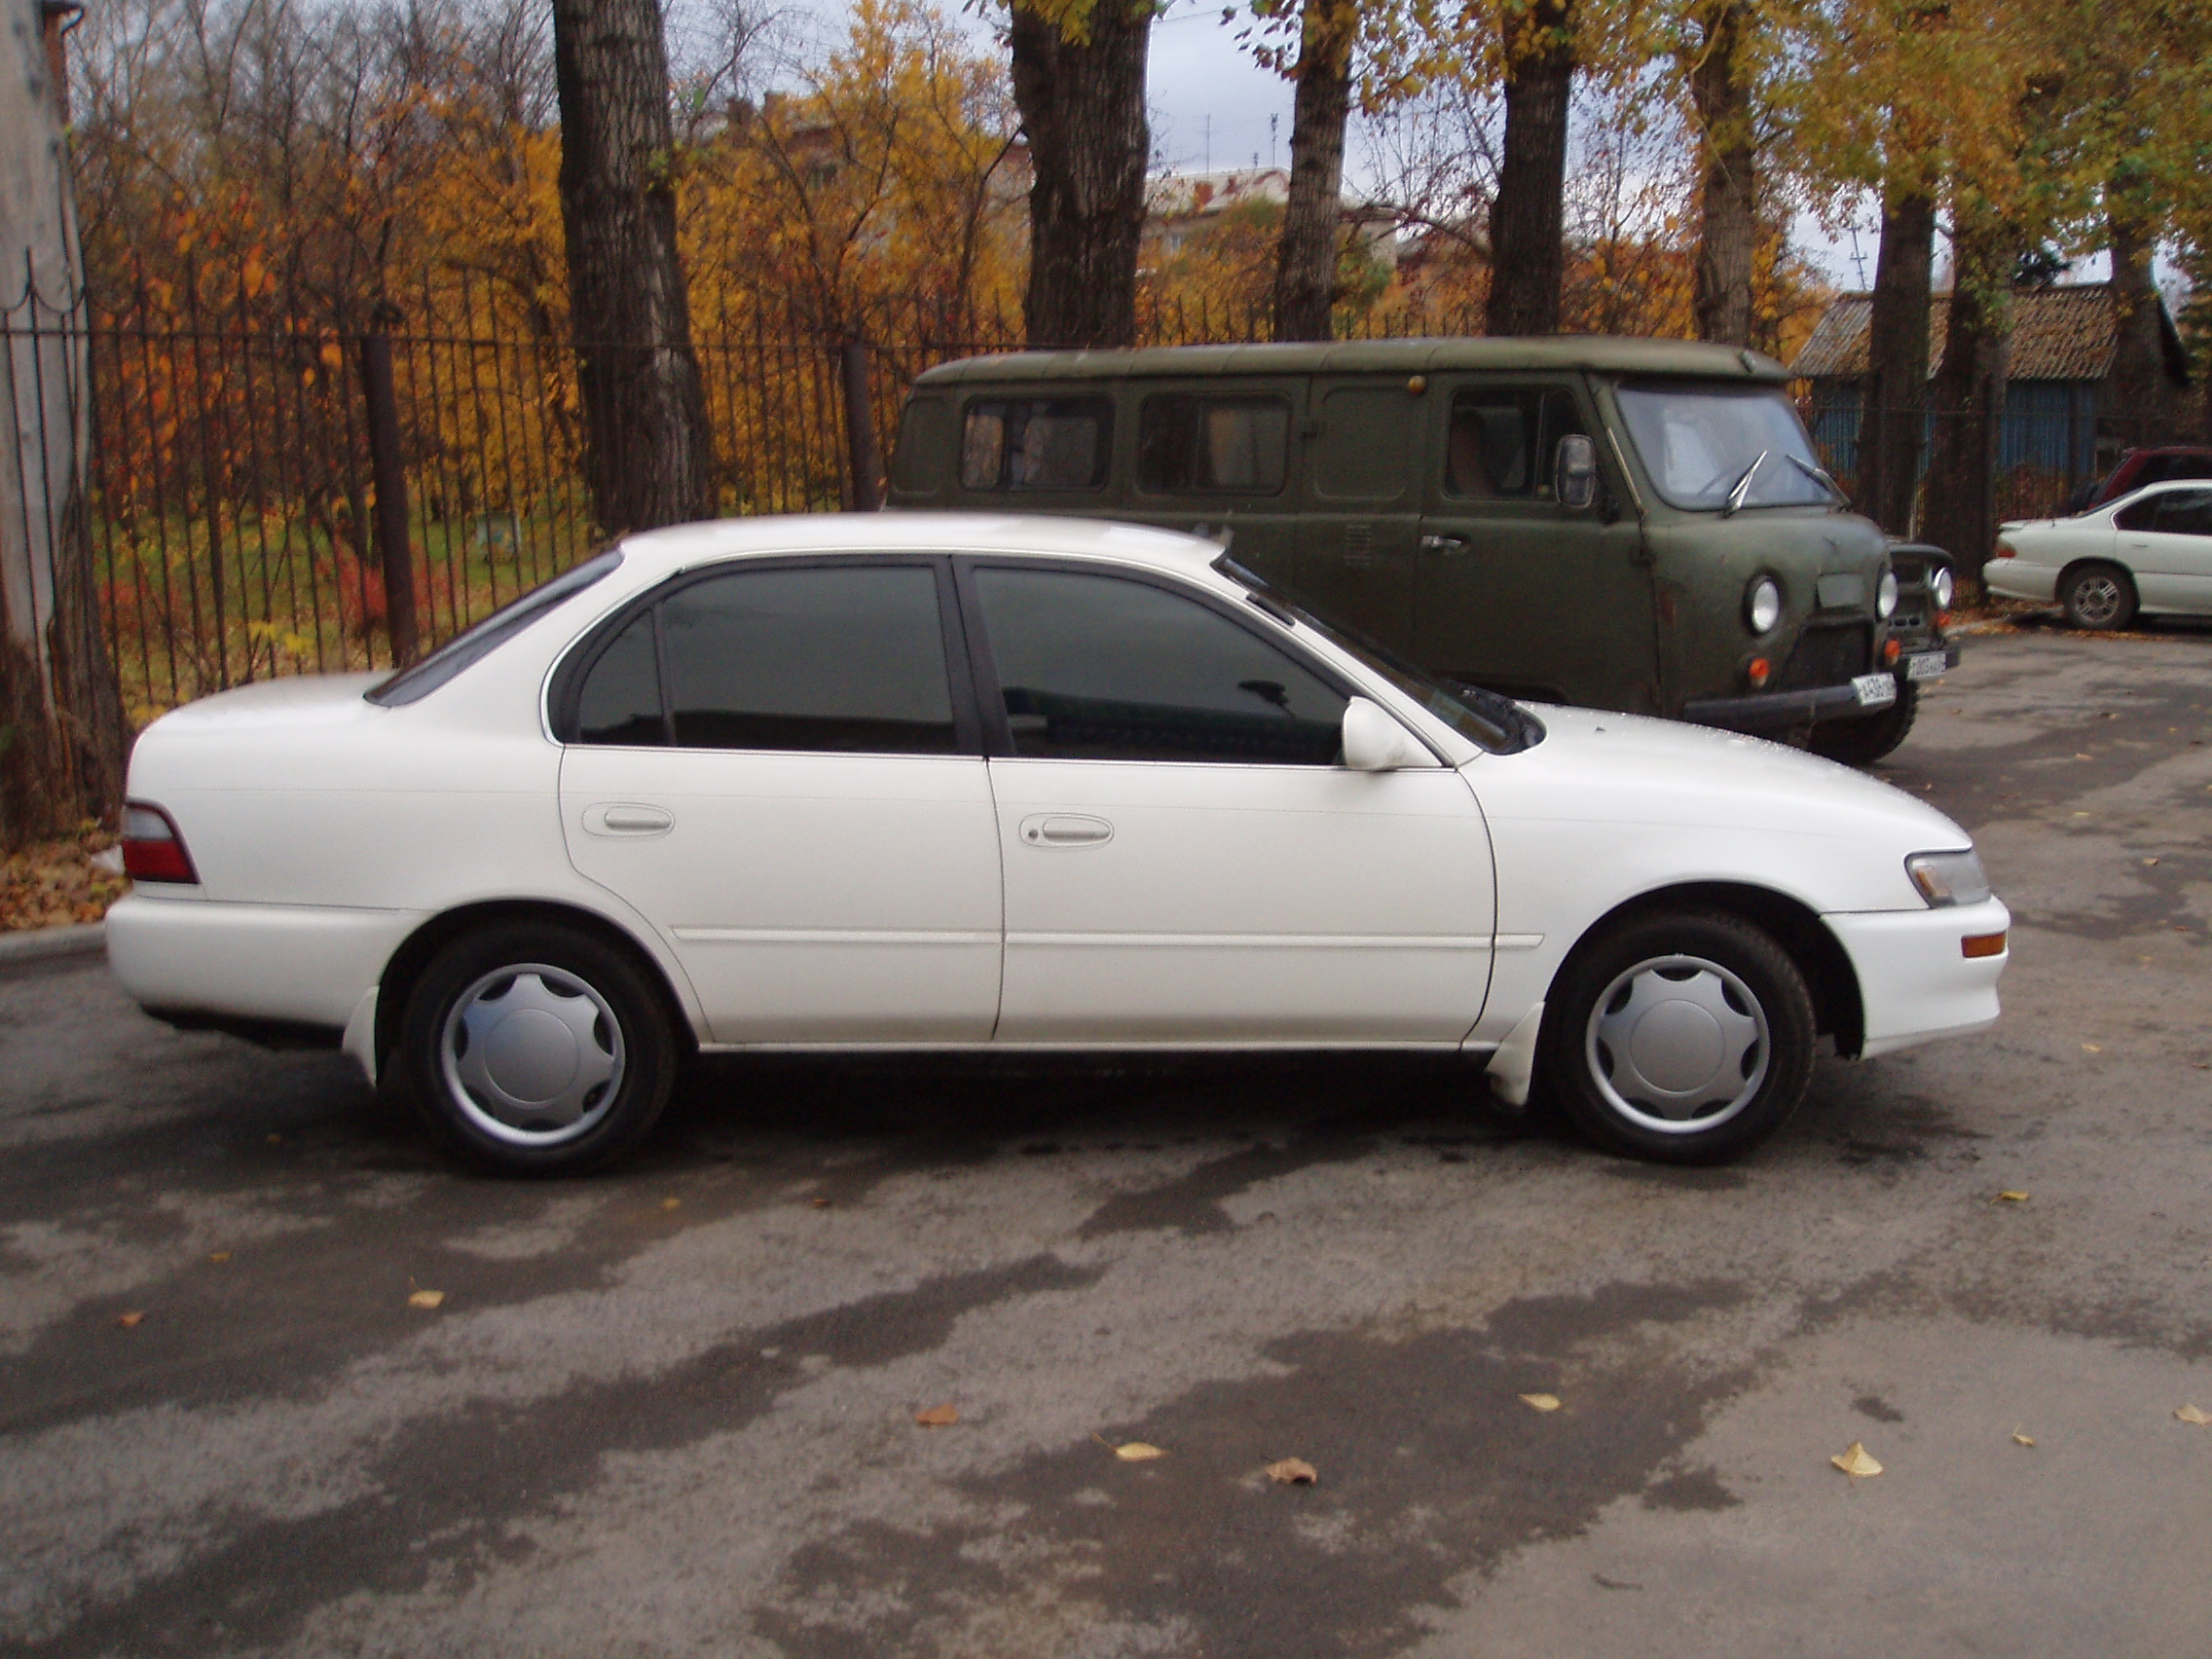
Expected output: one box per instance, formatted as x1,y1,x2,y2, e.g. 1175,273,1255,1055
1993,539,2016,560
122,801,199,883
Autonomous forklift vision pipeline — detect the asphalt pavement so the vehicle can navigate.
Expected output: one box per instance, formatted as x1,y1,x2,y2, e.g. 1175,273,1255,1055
3,624,2210,1658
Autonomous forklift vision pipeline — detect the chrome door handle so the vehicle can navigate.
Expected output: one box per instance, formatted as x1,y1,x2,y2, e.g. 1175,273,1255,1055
1018,814,1113,847
583,802,675,837
1420,534,1470,553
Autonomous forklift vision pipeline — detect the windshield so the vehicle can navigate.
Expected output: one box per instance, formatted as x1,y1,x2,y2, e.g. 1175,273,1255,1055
1615,383,1839,511
1210,555,1543,755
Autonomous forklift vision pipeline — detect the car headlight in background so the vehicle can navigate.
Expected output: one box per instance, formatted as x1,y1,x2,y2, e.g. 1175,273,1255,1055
1877,568,1899,618
1906,849,1991,907
1930,565,1955,609
1746,574,1782,635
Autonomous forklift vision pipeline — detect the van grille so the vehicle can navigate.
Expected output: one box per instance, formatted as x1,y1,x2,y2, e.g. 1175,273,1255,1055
1777,623,1871,691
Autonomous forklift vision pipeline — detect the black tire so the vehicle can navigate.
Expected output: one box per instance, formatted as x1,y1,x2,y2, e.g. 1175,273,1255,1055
2059,563,2138,631
1540,910,1816,1164
399,921,677,1175
1808,682,1918,766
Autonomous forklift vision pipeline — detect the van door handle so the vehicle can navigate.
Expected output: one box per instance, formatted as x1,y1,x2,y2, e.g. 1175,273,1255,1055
1018,814,1113,847
1420,534,1470,553
583,802,675,837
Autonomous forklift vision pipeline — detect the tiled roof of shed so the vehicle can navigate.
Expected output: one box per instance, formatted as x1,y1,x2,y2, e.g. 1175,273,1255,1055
1790,282,2148,383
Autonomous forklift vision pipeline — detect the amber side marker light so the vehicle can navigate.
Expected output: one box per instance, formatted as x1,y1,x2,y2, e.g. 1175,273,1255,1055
1883,637,1902,664
1962,931,2008,959
1747,656,1773,688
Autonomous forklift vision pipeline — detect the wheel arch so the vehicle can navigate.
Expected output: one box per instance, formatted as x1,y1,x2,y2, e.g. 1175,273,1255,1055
373,900,699,1076
1550,881,1865,1058
2056,555,2138,598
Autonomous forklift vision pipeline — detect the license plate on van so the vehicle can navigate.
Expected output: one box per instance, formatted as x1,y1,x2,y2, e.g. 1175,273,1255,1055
1852,672,1899,709
1903,650,1948,682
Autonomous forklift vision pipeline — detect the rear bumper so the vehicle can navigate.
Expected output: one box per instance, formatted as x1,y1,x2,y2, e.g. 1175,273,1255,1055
1983,562,2057,604
1824,896,2009,1059
106,893,418,1033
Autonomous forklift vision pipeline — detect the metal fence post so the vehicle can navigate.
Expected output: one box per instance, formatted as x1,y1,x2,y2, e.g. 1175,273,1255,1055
358,315,419,666
840,340,884,511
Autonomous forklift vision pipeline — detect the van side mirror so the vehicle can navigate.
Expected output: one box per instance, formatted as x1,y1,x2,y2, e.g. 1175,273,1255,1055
1555,433,1599,510
1342,697,1434,771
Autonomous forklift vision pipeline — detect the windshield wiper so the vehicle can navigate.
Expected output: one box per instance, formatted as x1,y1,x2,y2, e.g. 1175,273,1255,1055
1722,449,1770,517
1788,452,1847,503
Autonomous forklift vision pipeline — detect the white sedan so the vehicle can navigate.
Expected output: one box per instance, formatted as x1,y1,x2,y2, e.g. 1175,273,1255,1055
1988,479,2212,629
107,515,2009,1173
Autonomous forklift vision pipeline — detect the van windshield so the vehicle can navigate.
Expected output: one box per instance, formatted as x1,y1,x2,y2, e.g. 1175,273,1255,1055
1616,383,1841,511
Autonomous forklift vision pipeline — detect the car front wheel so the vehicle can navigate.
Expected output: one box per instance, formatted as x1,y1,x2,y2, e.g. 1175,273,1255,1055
2060,563,2137,631
399,921,677,1175
1541,910,1816,1164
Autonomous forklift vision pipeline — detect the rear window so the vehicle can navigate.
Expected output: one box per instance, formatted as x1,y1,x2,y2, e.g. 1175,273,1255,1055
960,398,1112,492
1137,394,1289,495
366,549,622,707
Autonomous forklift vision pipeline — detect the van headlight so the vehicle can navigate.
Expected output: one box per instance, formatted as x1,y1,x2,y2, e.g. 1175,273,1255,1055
1877,568,1899,618
1746,574,1782,635
1906,849,1991,907
1930,565,1955,609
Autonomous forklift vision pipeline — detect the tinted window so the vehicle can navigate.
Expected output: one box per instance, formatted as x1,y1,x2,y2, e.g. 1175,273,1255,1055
659,566,956,753
367,548,622,707
971,567,1346,764
1137,395,1289,495
574,611,666,745
2120,488,2212,535
1446,388,1586,498
960,399,1112,492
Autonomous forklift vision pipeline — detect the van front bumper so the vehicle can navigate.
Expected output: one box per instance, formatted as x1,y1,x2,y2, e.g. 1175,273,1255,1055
1681,641,1960,732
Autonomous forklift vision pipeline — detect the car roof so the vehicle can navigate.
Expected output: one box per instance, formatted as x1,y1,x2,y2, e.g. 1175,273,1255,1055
614,511,1227,580
910,335,1788,387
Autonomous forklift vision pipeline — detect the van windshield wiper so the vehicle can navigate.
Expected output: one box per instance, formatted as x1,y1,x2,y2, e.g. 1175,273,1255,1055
1722,450,1770,517
1788,452,1847,503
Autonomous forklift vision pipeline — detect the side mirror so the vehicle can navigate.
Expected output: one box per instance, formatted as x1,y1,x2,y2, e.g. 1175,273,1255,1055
1555,432,1599,510
1342,697,1433,771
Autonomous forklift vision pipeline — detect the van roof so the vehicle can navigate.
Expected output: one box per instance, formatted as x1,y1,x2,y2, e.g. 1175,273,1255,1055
910,335,1789,387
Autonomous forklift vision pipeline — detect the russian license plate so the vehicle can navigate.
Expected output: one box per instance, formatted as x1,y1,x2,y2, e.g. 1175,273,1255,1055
1852,671,1899,709
1904,650,1948,682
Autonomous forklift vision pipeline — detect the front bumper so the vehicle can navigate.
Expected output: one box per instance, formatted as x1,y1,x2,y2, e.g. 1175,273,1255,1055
1682,641,1960,732
1824,895,2009,1058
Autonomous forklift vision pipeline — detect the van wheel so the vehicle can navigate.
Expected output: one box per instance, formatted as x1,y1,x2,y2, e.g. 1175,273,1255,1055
2060,563,2137,631
1809,682,1917,766
1541,910,1816,1164
399,922,676,1175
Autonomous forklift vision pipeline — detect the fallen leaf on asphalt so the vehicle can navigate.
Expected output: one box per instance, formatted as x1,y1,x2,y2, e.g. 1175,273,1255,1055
1993,1191,2030,1203
914,1403,959,1427
1519,1393,1563,1413
2144,858,2160,866
2175,1404,2212,1426
1266,1457,1317,1485
116,1310,146,1329
811,1197,831,1209
1831,1442,1883,1478
1113,1442,1168,1462
661,1198,682,1211
2082,1044,2101,1053
207,1251,232,1265
265,1133,283,1147
407,1289,445,1309
2011,1426,2036,1448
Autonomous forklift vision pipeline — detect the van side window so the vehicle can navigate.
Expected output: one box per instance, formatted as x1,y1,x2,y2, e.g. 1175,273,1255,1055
960,398,1113,492
1137,395,1290,495
1445,388,1586,498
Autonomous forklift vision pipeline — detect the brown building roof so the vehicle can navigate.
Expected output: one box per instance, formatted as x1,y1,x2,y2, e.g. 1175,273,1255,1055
1790,281,2185,384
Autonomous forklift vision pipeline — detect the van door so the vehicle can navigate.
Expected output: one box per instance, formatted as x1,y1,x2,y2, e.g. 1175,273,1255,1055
1118,382,1305,586
1414,377,1659,713
1293,379,1426,652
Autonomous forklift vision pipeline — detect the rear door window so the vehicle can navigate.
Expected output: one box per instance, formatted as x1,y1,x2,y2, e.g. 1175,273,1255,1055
960,398,1113,492
1137,395,1290,495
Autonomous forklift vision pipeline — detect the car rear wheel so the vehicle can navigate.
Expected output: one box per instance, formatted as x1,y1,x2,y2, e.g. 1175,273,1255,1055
399,922,676,1175
1808,682,1918,767
2060,563,2137,631
1541,910,1816,1164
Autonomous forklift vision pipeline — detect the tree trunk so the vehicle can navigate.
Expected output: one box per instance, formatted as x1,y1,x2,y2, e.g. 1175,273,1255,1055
551,0,715,536
1856,189,1936,535
1272,0,1355,343
1487,0,1574,338
1010,1,1152,349
2,0,127,850
1923,220,2009,593
2106,208,2171,452
1685,0,1755,347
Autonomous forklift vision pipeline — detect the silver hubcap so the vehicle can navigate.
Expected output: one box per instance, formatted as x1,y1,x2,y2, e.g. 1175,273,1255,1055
2072,575,2123,627
440,964,624,1146
1584,954,1770,1134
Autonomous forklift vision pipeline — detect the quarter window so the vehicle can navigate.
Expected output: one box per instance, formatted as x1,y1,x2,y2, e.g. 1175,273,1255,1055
1445,388,1586,498
960,398,1113,492
574,611,666,746
971,567,1346,764
1137,394,1290,495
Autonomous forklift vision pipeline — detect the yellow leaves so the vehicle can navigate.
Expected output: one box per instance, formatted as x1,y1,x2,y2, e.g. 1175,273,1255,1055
661,1197,682,1212
207,1251,233,1265
1993,1190,2029,1203
1831,1441,1884,1478
914,1403,959,1427
2176,1404,2212,1426
318,340,346,373
117,1310,148,1329
1519,1392,1563,1413
407,1287,445,1309
1265,1457,1318,1485
1112,1442,1168,1462
2011,1426,2036,1447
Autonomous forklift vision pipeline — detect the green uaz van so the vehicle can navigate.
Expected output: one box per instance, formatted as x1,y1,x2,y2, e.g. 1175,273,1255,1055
887,339,1955,762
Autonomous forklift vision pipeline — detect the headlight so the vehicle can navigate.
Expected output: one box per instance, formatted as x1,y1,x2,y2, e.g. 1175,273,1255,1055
1931,566,1955,609
1746,575,1782,635
1877,569,1899,619
1906,849,1991,908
